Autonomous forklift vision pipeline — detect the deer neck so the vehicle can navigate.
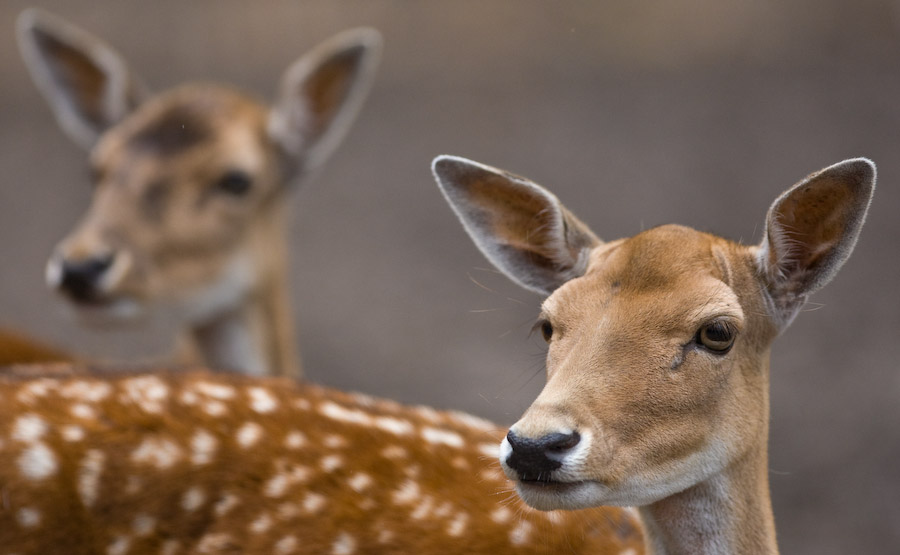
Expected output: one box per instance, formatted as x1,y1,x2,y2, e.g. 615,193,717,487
187,202,301,378
639,370,777,555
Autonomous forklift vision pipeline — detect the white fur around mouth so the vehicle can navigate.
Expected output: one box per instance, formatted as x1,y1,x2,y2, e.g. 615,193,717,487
71,297,144,324
514,479,618,511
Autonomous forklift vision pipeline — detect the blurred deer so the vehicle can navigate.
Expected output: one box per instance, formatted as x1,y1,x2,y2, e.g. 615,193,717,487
433,155,874,554
17,9,381,378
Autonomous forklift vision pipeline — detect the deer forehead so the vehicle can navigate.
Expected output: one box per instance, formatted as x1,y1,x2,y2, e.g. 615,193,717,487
546,225,746,332
91,85,271,182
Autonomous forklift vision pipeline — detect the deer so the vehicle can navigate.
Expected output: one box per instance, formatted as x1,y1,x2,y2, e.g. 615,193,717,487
432,155,875,554
16,8,382,378
0,156,871,555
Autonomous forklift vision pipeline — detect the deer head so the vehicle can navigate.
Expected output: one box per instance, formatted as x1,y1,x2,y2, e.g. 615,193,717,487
434,155,874,552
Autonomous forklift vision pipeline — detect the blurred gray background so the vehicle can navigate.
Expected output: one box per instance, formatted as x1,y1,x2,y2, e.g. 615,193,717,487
1,1,898,552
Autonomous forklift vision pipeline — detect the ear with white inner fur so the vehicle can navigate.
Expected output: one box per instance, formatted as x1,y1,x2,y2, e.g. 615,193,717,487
758,157,875,327
268,28,382,179
433,155,601,296
16,8,149,150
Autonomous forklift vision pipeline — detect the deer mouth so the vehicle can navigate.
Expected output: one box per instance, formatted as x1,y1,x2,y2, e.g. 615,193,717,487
70,295,144,323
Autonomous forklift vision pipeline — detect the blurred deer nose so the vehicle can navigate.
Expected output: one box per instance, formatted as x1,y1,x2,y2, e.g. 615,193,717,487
57,254,115,302
505,429,581,481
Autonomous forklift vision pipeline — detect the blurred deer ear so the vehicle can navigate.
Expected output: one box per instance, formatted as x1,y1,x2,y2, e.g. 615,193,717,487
757,158,875,327
17,8,149,150
268,28,381,178
433,155,601,296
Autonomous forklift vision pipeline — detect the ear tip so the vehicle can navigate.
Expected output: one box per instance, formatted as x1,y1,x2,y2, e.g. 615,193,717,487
331,27,384,58
432,155,496,184
832,157,877,191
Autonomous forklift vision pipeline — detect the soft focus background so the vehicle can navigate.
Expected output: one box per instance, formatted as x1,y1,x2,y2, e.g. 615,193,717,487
1,1,898,552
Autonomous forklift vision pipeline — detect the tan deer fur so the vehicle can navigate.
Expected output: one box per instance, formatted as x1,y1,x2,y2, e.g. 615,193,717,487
0,366,644,554
17,8,382,378
433,155,875,554
0,328,71,366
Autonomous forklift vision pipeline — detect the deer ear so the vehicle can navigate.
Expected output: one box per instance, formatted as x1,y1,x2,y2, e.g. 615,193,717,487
268,28,381,178
758,158,875,326
16,8,149,150
433,155,601,296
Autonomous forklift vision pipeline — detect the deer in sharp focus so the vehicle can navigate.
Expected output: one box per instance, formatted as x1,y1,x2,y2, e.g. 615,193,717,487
432,155,874,554
16,8,382,378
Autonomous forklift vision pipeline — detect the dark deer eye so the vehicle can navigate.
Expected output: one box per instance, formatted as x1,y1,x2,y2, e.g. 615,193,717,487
539,320,553,343
216,170,253,196
697,320,736,353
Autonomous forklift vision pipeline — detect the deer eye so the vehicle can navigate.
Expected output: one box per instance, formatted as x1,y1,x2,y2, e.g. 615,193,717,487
696,320,736,353
538,319,553,343
215,170,253,196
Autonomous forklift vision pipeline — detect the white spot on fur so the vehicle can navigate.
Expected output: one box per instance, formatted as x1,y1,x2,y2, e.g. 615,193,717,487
16,507,41,528
451,456,470,470
214,493,239,517
545,511,564,524
323,434,347,449
380,445,407,459
481,468,505,482
78,449,105,507
411,496,435,520
131,437,182,469
18,442,57,480
236,422,263,448
348,472,372,493
331,532,356,555
274,535,298,554
293,398,311,411
434,501,454,518
449,410,496,431
132,514,156,536
120,375,169,414
181,487,206,512
264,474,291,498
203,400,227,417
319,401,372,426
16,379,56,403
509,520,533,546
392,479,420,505
61,425,85,442
190,429,218,465
491,506,512,524
302,492,326,514
12,414,48,443
620,549,637,555
414,405,442,423
478,442,501,458
446,512,469,537
179,390,199,406
321,454,343,472
194,381,235,399
249,513,273,534
71,403,96,420
378,528,394,544
284,431,306,449
248,387,278,413
107,536,130,555
60,380,111,402
374,416,413,436
277,502,300,520
196,533,233,553
422,427,464,448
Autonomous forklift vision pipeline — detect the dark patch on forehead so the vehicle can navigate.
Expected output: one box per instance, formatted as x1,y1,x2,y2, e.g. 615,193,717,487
128,105,212,156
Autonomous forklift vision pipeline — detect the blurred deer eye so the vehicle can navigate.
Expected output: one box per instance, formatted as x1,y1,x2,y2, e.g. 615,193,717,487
216,170,253,196
697,320,736,353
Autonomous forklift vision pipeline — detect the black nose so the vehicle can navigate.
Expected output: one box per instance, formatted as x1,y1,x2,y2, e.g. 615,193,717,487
505,429,581,481
58,255,114,302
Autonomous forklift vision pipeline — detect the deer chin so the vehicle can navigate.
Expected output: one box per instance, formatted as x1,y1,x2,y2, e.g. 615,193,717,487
68,296,146,325
514,479,613,511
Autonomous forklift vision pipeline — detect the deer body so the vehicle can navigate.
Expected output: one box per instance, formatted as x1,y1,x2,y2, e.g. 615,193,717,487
17,9,382,378
0,367,643,554
433,155,875,554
